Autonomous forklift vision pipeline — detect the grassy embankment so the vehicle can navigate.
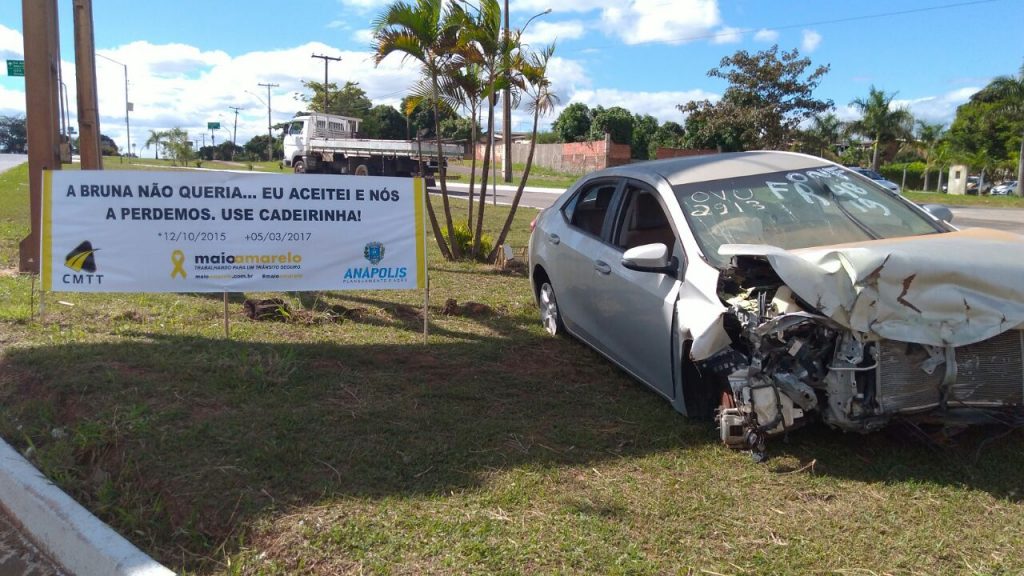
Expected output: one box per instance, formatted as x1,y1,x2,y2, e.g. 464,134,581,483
1,161,1023,574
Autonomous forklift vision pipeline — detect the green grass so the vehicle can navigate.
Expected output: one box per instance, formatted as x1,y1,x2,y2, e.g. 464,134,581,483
2,161,1024,575
906,189,1024,208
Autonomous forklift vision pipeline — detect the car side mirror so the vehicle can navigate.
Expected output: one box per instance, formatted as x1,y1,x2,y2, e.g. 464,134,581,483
922,204,954,223
622,243,678,275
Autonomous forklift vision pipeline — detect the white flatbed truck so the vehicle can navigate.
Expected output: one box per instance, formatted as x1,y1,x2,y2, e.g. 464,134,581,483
282,112,463,181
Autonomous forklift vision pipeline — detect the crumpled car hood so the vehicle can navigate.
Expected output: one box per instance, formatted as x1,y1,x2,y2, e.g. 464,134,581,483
720,228,1024,347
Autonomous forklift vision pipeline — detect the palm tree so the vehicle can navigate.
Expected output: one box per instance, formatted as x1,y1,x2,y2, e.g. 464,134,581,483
373,0,463,259
447,63,485,229
809,113,843,159
144,129,166,160
848,86,914,171
455,0,508,258
915,121,945,191
979,63,1024,196
489,42,558,262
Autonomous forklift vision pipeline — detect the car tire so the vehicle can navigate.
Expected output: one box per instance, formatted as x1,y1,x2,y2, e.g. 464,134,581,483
538,281,564,336
293,159,306,174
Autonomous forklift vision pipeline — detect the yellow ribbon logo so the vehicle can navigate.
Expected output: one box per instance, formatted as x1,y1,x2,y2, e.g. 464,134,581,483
170,250,187,278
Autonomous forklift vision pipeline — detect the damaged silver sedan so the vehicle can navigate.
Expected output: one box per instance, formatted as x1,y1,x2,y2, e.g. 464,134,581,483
528,151,1024,457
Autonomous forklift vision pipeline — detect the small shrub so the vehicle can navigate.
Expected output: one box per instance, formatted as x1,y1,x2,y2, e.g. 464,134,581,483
442,223,493,260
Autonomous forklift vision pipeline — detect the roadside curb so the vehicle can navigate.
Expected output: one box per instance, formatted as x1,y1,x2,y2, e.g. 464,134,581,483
0,439,174,576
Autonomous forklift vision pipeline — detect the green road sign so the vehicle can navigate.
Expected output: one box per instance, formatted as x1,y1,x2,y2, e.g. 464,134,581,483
207,122,220,130
6,60,25,77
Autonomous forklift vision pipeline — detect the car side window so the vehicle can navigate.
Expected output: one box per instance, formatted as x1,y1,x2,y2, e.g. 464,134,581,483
565,182,618,238
614,185,676,252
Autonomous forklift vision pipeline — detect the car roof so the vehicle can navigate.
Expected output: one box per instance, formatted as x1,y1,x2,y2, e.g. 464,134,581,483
588,151,834,188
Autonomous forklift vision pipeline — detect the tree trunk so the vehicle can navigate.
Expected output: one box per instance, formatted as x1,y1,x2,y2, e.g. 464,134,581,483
474,94,495,258
1017,132,1024,197
432,75,460,259
871,134,880,171
488,103,540,262
467,102,478,229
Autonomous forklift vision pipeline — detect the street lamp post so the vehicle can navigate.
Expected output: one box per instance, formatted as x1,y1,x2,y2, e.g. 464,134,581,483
502,7,550,182
95,52,130,162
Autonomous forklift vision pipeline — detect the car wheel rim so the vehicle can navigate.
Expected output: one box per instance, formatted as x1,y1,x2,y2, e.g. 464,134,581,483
539,283,559,335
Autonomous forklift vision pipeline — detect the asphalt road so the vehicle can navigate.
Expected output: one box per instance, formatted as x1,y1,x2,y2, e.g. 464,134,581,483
0,154,27,174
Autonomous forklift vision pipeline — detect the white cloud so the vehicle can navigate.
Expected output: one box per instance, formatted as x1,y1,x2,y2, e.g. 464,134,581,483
753,28,778,42
545,56,591,97
521,21,586,46
602,0,721,45
0,24,23,60
801,29,822,53
896,87,980,125
0,86,24,116
711,26,743,45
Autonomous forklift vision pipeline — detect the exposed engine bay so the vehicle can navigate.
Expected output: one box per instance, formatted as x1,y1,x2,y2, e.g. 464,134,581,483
702,253,1024,460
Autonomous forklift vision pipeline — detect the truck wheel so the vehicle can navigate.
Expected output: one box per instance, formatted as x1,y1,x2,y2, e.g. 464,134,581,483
293,159,306,173
355,164,369,176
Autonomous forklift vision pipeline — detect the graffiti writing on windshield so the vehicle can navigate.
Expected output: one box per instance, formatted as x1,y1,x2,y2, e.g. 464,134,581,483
765,168,891,217
687,188,766,217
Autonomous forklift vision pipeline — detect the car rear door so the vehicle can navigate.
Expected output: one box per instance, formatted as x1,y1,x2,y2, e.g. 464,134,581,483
547,178,623,345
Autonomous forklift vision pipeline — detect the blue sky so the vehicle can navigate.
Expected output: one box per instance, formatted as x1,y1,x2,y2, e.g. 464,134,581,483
1,0,1022,154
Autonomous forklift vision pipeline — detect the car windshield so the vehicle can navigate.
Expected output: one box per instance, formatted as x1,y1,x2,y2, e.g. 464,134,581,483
672,164,944,267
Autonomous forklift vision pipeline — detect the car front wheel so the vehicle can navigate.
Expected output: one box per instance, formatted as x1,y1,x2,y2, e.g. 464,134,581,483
538,281,564,336
293,159,305,173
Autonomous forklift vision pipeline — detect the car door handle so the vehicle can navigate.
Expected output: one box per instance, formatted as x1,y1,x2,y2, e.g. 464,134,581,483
594,260,611,275
547,233,560,245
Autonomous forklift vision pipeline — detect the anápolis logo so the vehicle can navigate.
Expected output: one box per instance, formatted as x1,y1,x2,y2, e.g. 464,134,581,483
345,241,407,282
64,241,98,273
363,241,385,265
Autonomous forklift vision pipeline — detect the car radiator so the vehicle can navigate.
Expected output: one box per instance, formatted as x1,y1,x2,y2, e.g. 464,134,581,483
876,330,1024,412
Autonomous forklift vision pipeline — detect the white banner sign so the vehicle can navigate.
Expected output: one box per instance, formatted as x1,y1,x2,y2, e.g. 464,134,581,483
42,171,425,292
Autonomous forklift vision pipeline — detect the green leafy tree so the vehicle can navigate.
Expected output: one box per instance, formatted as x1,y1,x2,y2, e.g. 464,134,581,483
678,45,832,151
551,102,591,142
648,121,686,157
589,106,634,145
362,104,409,139
0,115,28,153
631,113,658,160
243,134,280,161
163,128,192,165
297,80,374,119
143,129,166,159
972,62,1024,195
807,113,844,159
848,86,914,171
373,0,464,260
100,134,120,156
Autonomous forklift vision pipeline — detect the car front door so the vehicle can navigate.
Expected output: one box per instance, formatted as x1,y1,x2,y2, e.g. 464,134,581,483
585,180,681,400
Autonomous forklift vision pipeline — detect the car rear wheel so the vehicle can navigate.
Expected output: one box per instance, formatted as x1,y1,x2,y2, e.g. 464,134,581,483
538,281,564,336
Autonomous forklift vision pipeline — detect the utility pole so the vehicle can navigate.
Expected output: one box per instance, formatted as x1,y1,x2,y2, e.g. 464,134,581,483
311,53,342,112
258,82,279,161
502,0,511,182
229,105,242,159
72,0,101,169
20,0,62,273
